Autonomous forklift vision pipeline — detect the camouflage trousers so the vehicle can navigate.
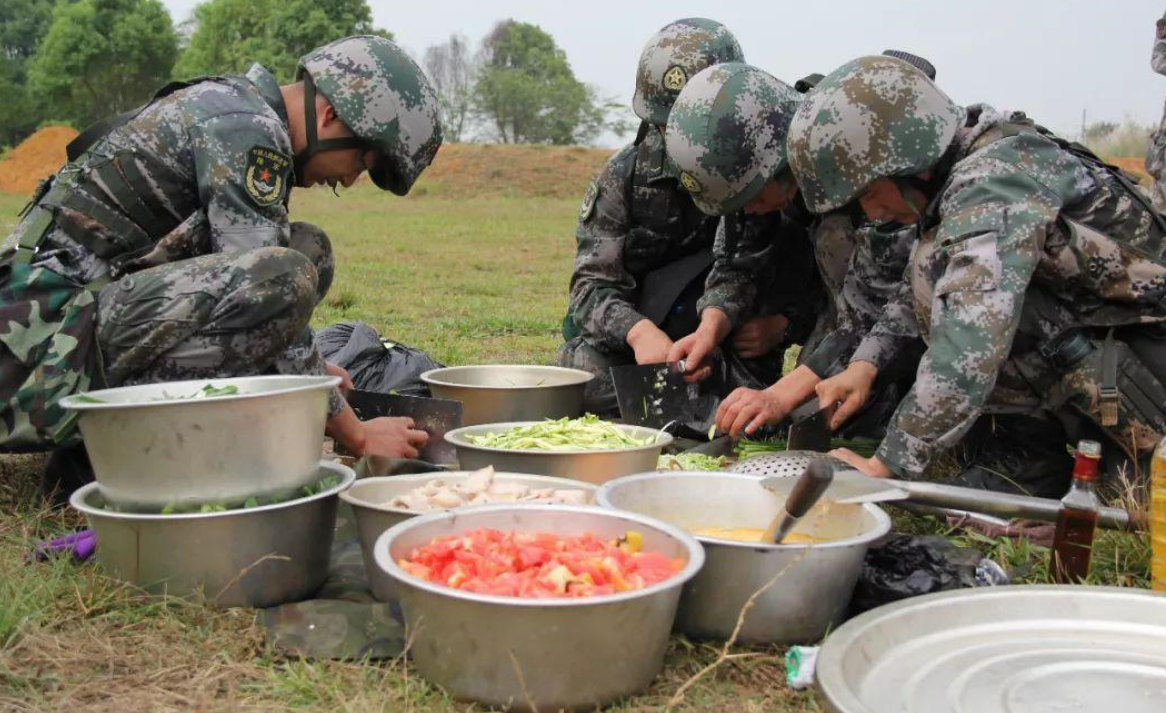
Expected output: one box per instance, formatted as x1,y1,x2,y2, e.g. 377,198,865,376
556,335,785,416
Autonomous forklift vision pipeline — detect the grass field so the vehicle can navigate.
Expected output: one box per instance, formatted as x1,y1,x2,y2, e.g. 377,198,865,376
0,180,1154,713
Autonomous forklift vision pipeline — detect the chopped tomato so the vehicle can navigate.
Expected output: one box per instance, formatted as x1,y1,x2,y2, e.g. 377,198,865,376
398,528,684,599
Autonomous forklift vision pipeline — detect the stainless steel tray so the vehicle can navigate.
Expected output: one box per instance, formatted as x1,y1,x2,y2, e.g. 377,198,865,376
816,585,1166,713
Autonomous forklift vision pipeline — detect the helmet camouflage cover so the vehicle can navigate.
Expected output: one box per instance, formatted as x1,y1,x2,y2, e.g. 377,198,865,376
786,55,964,213
633,18,745,126
299,35,443,196
665,63,801,216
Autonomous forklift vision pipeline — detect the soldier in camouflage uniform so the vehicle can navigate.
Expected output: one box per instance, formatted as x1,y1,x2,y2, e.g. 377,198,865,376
783,55,1166,494
0,36,443,496
557,19,819,414
667,57,929,440
1147,9,1166,212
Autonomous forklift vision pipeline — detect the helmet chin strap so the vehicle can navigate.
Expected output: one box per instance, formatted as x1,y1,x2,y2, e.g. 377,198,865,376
293,74,366,184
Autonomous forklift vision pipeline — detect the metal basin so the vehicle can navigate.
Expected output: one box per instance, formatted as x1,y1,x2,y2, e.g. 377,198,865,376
374,504,704,712
61,375,340,510
445,421,671,484
816,586,1166,713
597,471,890,645
340,472,597,602
70,460,354,608
421,365,593,426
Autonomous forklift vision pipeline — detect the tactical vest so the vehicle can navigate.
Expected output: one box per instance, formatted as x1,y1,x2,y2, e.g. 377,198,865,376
9,77,224,282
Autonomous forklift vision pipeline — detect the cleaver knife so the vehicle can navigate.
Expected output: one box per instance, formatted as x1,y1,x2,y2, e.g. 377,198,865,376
346,389,462,464
610,361,721,438
785,399,836,453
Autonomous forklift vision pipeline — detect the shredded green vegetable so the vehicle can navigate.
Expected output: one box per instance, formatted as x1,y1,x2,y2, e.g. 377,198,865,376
467,414,657,451
736,437,880,460
76,382,240,405
142,475,342,515
657,453,730,471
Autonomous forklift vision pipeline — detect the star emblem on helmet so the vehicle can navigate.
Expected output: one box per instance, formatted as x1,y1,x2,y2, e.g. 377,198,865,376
663,65,688,92
679,172,702,194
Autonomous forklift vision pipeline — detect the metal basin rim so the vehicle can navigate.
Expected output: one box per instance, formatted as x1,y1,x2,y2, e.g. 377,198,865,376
339,472,598,517
421,365,595,390
60,375,342,411
445,421,673,455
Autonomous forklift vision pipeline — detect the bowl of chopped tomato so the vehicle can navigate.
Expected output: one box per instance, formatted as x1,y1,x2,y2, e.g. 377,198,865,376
373,504,704,711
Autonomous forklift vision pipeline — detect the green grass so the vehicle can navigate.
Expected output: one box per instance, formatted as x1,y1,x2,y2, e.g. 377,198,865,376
0,185,1155,712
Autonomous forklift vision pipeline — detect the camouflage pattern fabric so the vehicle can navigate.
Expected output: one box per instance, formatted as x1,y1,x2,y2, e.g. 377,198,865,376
843,103,1166,477
299,35,442,196
665,63,802,216
95,247,319,389
786,55,965,213
1148,12,1166,212
0,54,412,448
0,264,99,448
632,18,745,126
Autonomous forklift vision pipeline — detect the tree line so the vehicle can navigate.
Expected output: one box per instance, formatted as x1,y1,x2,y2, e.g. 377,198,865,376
0,0,630,150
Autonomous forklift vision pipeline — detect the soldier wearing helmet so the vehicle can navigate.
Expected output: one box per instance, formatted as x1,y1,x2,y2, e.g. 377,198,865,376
786,55,1166,495
558,19,820,415
669,56,931,442
0,35,442,499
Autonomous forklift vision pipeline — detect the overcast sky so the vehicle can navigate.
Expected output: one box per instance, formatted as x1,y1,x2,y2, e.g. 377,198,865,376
160,0,1166,147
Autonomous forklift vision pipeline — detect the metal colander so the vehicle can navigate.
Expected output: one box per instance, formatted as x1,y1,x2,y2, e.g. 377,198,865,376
728,450,843,479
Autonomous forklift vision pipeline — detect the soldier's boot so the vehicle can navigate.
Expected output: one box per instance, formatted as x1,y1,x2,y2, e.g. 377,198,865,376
952,415,1073,499
40,443,94,507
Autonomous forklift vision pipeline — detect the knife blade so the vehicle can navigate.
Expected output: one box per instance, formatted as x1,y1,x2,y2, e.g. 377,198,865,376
785,399,836,452
346,389,462,464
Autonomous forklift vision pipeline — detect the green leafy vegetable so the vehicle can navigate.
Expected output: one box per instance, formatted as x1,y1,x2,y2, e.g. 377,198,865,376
73,394,107,404
467,414,657,451
736,436,880,460
195,384,239,398
657,453,730,471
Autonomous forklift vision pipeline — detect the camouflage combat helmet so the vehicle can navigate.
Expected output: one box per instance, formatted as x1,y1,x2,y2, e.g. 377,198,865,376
786,55,964,214
297,35,443,196
665,63,801,216
633,18,745,127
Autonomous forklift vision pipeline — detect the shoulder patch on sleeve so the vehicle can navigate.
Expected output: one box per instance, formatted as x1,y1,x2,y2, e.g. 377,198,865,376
245,146,291,207
579,178,599,222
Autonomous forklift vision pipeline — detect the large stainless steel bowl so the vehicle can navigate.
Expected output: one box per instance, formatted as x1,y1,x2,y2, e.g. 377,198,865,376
340,472,597,602
70,460,354,608
61,375,339,510
374,504,704,712
420,365,593,426
598,471,891,645
445,421,672,484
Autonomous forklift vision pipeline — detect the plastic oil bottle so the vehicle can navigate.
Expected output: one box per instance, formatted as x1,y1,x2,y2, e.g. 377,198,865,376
1152,436,1166,592
1051,440,1102,584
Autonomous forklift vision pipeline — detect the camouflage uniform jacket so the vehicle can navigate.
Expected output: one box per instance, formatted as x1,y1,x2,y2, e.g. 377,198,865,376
1147,10,1166,182
0,64,323,448
877,104,1166,478
563,129,715,350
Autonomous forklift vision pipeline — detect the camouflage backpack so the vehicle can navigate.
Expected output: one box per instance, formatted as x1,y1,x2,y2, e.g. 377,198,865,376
665,63,801,216
298,35,443,195
786,55,965,214
632,18,744,127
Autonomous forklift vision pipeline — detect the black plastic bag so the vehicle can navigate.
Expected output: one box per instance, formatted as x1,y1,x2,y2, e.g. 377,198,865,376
315,322,443,397
848,534,984,616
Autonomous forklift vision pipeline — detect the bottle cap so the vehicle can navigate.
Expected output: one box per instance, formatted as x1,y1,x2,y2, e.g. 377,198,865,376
1076,440,1102,459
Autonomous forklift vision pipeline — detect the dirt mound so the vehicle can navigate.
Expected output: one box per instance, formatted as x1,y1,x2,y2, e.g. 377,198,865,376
1106,156,1151,185
0,126,78,197
412,142,614,200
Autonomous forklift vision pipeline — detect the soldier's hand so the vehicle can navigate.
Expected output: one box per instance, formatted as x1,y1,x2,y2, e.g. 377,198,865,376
627,320,674,366
816,361,878,431
666,333,714,382
359,416,429,460
828,448,893,478
715,386,789,437
325,363,354,395
732,314,789,358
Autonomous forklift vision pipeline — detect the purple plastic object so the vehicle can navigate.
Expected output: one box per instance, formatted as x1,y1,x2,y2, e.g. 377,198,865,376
30,529,96,563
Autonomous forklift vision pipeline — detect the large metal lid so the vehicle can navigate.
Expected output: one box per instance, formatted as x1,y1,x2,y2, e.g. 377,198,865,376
816,585,1166,713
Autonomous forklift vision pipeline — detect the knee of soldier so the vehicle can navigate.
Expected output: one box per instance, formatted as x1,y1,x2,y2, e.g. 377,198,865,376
288,221,334,304
240,246,318,322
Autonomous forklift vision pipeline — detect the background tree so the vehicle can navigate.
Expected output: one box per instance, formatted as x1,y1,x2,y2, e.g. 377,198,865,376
175,0,387,83
424,34,476,143
29,0,178,128
473,20,621,145
0,0,55,146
